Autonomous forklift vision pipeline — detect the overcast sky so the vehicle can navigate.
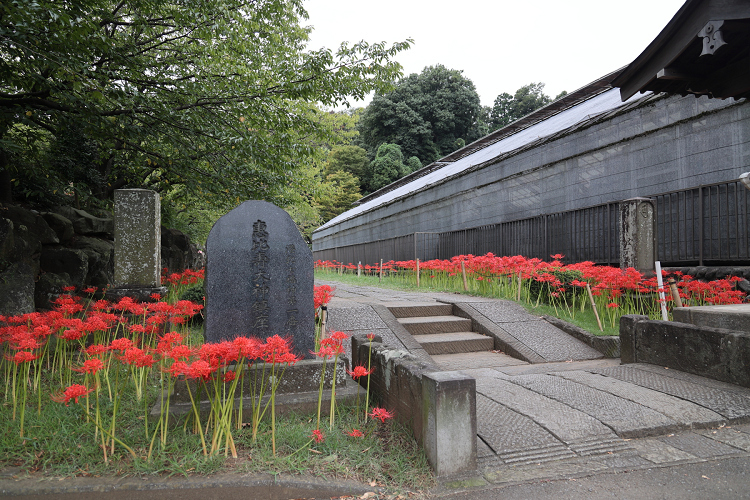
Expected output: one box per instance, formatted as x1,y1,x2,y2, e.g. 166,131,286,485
304,0,686,107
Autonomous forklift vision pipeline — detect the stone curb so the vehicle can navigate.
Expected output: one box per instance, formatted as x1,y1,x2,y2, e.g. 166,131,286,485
0,471,379,499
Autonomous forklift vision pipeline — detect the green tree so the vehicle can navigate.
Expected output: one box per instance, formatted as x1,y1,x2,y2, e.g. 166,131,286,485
357,65,482,167
325,145,369,180
489,82,554,131
315,170,361,224
365,143,414,192
0,0,410,208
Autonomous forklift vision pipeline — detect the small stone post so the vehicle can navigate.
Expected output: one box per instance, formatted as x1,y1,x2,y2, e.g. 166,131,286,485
113,189,166,300
422,371,477,476
619,198,655,273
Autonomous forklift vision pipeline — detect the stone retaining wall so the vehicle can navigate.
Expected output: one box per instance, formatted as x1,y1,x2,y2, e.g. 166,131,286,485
0,203,203,314
351,334,476,476
620,314,750,388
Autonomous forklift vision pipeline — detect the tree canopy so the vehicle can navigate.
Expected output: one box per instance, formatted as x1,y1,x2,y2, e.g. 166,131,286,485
0,0,410,209
489,82,561,131
356,65,482,169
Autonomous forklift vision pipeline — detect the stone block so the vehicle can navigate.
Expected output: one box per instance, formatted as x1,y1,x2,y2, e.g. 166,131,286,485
619,314,648,364
619,198,655,272
673,304,750,333
114,189,161,288
422,371,477,476
205,201,314,359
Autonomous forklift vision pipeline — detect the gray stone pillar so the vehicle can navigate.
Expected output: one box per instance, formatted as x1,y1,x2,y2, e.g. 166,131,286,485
113,189,166,300
619,197,655,272
422,371,477,476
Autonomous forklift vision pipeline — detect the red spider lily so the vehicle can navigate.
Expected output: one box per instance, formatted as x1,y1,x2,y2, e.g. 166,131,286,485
10,351,38,364
314,285,335,309
366,333,376,341
150,293,162,300
62,286,76,292
347,429,364,438
72,358,104,374
347,365,374,380
52,384,94,405
311,429,325,443
85,344,109,357
369,407,394,423
223,371,236,383
109,337,134,351
82,287,98,294
311,344,337,360
183,360,212,380
92,299,111,311
233,336,263,359
329,330,349,342
167,344,193,361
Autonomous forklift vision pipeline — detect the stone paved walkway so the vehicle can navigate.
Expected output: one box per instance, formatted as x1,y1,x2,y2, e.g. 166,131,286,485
319,280,750,487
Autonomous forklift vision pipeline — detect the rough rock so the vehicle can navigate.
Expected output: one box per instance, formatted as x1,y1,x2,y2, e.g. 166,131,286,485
71,236,114,287
53,205,114,236
0,262,36,316
42,212,75,243
0,217,14,267
35,272,71,310
40,247,89,287
2,205,59,244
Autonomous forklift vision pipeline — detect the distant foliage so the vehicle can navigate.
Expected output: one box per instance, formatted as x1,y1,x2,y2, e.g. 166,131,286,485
357,65,482,173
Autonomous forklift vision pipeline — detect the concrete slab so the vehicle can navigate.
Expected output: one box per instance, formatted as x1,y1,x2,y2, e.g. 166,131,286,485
697,427,750,451
466,368,616,444
593,365,750,420
554,370,726,428
476,394,572,462
628,438,698,463
509,373,677,437
657,432,744,458
495,358,620,376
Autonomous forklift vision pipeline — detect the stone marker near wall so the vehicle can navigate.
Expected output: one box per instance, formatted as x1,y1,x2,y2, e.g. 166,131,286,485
205,201,314,358
620,197,655,273
112,189,167,301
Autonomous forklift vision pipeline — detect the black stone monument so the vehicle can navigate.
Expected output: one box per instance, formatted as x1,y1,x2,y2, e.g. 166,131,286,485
205,201,314,358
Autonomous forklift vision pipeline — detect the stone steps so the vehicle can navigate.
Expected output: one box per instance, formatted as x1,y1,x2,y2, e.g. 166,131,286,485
389,304,495,356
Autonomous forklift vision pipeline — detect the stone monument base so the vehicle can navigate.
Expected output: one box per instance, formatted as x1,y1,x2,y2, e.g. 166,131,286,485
108,286,168,302
152,358,362,422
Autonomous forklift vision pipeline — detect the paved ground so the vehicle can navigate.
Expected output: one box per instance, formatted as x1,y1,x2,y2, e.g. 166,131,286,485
320,280,750,497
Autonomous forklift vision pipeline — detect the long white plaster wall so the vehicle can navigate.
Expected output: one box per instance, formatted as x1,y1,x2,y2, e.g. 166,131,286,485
313,94,750,252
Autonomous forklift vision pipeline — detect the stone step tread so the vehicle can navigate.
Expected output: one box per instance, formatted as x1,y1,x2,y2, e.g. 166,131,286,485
398,315,473,335
388,303,454,318
414,332,494,355
397,315,471,324
414,332,490,343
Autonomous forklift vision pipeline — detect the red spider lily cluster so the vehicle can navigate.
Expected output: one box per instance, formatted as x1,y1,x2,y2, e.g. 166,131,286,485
1,270,395,462
317,255,746,328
